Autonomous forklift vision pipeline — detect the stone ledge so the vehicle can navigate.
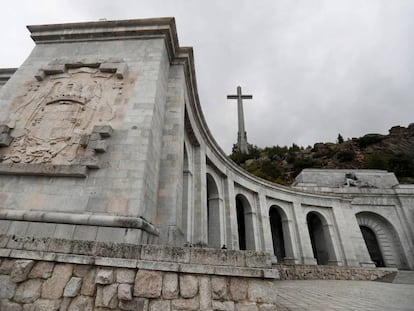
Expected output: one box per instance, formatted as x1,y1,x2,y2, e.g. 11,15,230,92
0,163,88,177
0,248,278,279
0,235,277,279
0,210,159,236
275,264,396,281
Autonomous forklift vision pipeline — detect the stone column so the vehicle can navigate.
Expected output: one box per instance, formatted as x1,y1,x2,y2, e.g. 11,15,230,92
282,219,299,264
224,174,238,250
292,202,317,265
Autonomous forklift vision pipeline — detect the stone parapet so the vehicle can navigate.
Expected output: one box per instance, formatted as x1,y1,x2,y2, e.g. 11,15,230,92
0,235,278,280
276,264,396,281
0,257,278,310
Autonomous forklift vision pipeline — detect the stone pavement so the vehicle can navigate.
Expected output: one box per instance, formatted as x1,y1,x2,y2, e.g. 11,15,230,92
274,280,414,311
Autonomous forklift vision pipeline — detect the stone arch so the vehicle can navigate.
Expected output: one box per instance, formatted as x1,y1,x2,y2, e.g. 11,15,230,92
207,172,221,248
356,212,408,269
306,211,335,265
235,194,255,250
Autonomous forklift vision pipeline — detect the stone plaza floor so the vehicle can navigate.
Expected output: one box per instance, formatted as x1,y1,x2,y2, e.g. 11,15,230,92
274,280,414,311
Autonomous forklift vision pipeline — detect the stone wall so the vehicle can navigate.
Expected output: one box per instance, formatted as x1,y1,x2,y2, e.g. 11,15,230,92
0,258,278,311
0,236,278,310
276,264,396,281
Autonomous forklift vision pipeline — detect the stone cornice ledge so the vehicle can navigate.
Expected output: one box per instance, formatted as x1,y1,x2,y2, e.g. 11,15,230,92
27,18,180,64
0,236,279,279
0,209,159,236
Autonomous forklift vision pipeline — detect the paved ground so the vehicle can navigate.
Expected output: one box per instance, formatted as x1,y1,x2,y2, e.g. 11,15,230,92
274,280,414,311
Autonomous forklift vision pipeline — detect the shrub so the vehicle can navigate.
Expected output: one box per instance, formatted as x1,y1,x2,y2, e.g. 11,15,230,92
337,150,356,162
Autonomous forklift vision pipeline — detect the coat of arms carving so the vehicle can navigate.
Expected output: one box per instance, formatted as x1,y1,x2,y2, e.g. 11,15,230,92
0,59,131,175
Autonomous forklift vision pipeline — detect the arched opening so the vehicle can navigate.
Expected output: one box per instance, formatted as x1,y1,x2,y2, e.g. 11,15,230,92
356,212,408,269
269,206,285,262
207,173,221,248
235,194,255,250
360,225,385,267
307,212,329,265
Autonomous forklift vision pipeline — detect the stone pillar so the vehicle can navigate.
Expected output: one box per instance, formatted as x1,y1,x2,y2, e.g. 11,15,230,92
207,194,222,248
193,146,207,245
323,223,343,266
258,192,274,255
292,202,317,265
282,219,299,264
224,174,238,250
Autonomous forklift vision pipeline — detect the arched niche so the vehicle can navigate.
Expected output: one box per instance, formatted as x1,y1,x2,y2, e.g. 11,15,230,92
269,205,291,262
207,173,221,248
356,212,408,269
306,211,334,265
235,194,255,250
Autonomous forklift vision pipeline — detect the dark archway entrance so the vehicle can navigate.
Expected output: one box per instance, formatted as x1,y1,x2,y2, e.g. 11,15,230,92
360,225,385,267
236,198,246,250
235,194,255,250
307,212,329,265
269,207,285,262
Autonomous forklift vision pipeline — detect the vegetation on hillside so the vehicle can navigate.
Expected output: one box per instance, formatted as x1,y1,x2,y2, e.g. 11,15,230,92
229,124,414,185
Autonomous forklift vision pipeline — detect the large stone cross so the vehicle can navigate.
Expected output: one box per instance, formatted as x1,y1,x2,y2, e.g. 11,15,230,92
227,86,252,154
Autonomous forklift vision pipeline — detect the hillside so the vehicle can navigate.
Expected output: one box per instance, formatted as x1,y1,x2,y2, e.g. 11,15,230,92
230,124,414,185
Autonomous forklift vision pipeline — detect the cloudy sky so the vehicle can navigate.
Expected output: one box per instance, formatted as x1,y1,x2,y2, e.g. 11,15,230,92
0,0,413,153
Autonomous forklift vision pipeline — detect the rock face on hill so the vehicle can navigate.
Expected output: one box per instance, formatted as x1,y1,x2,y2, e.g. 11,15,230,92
230,124,414,185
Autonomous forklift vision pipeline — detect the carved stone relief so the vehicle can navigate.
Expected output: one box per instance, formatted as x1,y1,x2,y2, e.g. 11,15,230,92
0,59,132,176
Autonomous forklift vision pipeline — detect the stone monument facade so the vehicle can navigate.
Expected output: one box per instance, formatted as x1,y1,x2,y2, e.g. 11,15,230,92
0,18,413,282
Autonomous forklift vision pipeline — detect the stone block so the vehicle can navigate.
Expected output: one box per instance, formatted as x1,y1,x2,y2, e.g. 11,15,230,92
73,265,92,277
229,278,248,301
0,300,22,311
10,260,35,283
119,297,148,311
118,283,132,301
171,297,200,310
0,275,16,299
96,268,114,284
28,298,61,311
95,284,118,308
116,268,136,284
258,304,277,311
199,276,211,310
72,226,98,243
0,132,12,146
180,274,198,298
81,268,97,296
48,238,74,254
41,264,73,299
211,276,227,300
14,279,42,303
247,280,276,304
92,125,113,138
64,277,82,297
212,300,235,311
140,244,190,263
67,295,94,311
90,140,108,153
149,300,171,311
0,124,11,134
190,248,245,267
28,262,54,279
162,272,178,299
245,251,271,268
235,302,258,311
133,270,162,298
0,259,15,274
